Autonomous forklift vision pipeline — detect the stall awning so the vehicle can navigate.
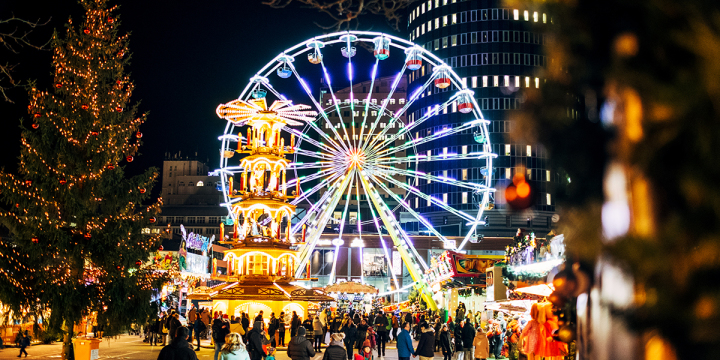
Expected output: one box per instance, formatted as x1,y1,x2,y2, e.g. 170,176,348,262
514,283,554,297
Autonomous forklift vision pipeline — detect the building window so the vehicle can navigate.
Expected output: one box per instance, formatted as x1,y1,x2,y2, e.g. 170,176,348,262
493,76,499,87
505,144,511,155
421,3,425,13
533,11,539,22
452,13,457,24
247,254,269,275
443,15,448,26
504,75,510,87
535,77,540,88
443,193,448,203
524,10,529,21
209,216,219,224
513,9,519,20
483,76,488,87
462,192,468,204
505,168,512,179
462,145,468,154
197,217,206,224
526,145,532,156
451,35,457,46
525,76,531,88
547,193,552,205
527,168,532,180
442,37,448,48
515,76,520,88
546,170,551,181
399,98,405,104
471,76,478,88
415,197,419,208
187,216,196,224
166,217,175,224
462,169,468,180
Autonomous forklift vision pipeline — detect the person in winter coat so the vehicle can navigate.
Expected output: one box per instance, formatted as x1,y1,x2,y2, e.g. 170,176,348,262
391,314,399,343
247,321,267,360
414,323,435,360
439,324,453,360
506,316,521,360
355,319,369,351
313,316,324,352
157,326,199,360
213,316,231,360
219,332,251,360
18,331,30,357
373,312,388,358
341,319,357,360
303,316,314,342
323,333,347,360
473,326,490,360
453,320,463,357
278,312,287,347
195,315,208,351
461,319,476,360
396,322,415,360
433,318,442,351
288,327,316,360
255,311,265,322
241,313,251,340
291,312,301,337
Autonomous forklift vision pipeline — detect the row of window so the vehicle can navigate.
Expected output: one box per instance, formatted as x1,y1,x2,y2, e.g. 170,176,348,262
419,30,546,51
162,216,222,225
408,190,552,207
174,181,212,187
412,12,548,42
409,3,548,26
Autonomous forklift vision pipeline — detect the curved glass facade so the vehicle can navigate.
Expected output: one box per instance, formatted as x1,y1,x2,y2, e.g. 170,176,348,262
404,0,557,237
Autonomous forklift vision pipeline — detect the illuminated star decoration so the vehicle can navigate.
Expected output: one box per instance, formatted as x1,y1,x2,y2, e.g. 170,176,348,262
216,98,317,126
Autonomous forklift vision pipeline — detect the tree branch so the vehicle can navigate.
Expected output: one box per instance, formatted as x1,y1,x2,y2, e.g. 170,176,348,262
0,15,51,103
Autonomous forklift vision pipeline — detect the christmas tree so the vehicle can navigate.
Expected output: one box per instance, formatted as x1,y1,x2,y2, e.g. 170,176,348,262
0,0,164,356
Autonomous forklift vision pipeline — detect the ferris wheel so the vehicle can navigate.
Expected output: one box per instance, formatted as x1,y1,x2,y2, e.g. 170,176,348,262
217,31,495,308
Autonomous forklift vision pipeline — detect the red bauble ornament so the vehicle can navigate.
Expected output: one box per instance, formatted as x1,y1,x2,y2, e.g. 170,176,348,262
135,131,143,138
32,123,39,129
135,260,142,266
27,105,33,110
84,233,92,239
81,104,89,110
108,164,115,170
116,265,121,270
25,180,32,186
83,28,90,34
55,83,62,88
59,179,67,185
116,80,122,85
139,188,146,194
31,237,39,244
126,155,134,162
15,203,19,208
159,245,164,251
149,217,156,223
90,131,99,136
34,113,41,118
108,18,114,23
116,107,123,112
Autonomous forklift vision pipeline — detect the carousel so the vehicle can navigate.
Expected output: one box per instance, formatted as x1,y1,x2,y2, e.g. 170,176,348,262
188,96,332,321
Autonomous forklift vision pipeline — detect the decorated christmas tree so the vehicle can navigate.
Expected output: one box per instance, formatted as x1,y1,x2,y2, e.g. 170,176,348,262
0,0,164,356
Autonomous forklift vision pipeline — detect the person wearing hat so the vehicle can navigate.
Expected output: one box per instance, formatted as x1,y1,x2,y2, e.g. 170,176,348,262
323,333,347,360
247,321,267,360
288,327,316,360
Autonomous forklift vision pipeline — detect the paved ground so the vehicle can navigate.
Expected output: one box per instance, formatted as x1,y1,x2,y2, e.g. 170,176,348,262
0,334,433,360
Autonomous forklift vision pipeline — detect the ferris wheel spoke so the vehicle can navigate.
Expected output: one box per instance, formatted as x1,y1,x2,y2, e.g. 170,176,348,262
344,35,357,149
294,173,354,278
456,190,490,251
370,164,493,193
371,151,496,167
357,177,400,289
328,170,356,283
362,75,438,154
356,59,380,151
361,64,409,152
285,167,337,190
290,181,339,235
371,119,489,158
285,61,349,153
368,170,477,223
287,161,336,170
284,127,342,157
289,171,344,206
318,57,354,152
369,174,453,246
293,148,341,161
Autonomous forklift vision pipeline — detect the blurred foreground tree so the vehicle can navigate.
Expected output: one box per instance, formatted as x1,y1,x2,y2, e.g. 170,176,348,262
508,0,720,358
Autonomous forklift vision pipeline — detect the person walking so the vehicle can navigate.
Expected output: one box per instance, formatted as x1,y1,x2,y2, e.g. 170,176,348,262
18,330,30,357
278,312,287,347
341,319,357,360
291,312,301,337
188,306,198,342
473,325,490,360
439,324,453,360
241,313,251,343
373,312,388,359
356,318,369,351
461,319,476,360
322,333,347,360
313,315,324,352
433,317,442,351
391,314,399,343
195,313,207,351
157,326,198,360
247,321,267,360
213,315,231,360
219,333,250,360
415,323,435,360
288,327,316,360
269,313,279,348
396,322,415,360
452,320,463,360
169,313,183,342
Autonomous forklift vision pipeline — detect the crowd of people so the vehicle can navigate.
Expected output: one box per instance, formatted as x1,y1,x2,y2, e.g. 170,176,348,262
150,303,553,360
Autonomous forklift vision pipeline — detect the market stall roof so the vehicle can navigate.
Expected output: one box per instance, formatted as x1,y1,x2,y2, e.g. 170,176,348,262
324,281,379,294
485,300,535,314
515,283,555,297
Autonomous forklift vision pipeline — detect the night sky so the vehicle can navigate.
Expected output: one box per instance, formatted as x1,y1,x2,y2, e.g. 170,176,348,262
0,0,401,186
